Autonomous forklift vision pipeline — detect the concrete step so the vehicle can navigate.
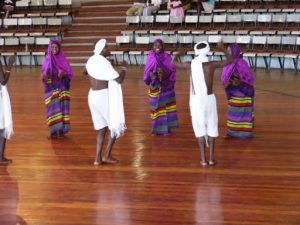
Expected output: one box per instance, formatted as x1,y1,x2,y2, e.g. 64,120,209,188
82,0,131,7
64,35,116,39
72,18,125,24
64,31,120,37
79,6,129,12
74,16,125,20
62,42,116,50
75,11,126,17
68,24,125,31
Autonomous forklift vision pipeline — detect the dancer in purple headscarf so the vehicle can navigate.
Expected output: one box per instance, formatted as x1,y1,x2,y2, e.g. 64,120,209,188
221,44,255,138
41,39,73,139
144,39,178,135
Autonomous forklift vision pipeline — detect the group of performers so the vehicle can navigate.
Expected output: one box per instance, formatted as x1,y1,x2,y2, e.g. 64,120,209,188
0,37,254,167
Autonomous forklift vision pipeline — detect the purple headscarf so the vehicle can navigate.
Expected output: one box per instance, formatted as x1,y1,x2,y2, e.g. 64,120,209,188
143,39,176,85
41,39,73,81
221,44,254,87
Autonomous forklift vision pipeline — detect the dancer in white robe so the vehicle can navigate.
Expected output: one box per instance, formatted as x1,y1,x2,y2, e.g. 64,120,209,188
0,56,15,164
173,41,233,166
85,39,127,165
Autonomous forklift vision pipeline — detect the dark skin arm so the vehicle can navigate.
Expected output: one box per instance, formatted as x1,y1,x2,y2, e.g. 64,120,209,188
115,61,127,84
0,56,15,85
203,42,233,94
173,50,191,69
208,41,233,70
84,61,127,88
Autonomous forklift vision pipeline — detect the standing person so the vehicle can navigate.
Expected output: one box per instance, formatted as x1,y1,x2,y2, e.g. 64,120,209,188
221,44,255,139
167,0,192,12
144,39,178,136
173,41,233,166
41,39,73,139
0,56,15,164
3,0,16,19
169,0,184,18
126,0,146,16
197,0,215,13
85,39,127,166
143,0,162,16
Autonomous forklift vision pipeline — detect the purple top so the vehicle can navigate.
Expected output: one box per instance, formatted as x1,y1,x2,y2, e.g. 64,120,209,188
41,39,73,90
143,39,176,90
221,44,254,88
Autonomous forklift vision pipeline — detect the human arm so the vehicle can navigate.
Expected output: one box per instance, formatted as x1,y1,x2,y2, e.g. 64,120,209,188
114,61,127,84
83,67,88,76
172,50,191,69
210,41,233,69
58,70,65,79
0,56,15,85
0,62,10,85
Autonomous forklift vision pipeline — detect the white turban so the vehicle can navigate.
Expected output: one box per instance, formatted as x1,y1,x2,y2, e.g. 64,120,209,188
93,39,106,55
194,41,210,56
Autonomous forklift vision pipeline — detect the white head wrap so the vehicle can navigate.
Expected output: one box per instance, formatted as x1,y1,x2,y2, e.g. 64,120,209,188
93,39,106,55
194,41,210,56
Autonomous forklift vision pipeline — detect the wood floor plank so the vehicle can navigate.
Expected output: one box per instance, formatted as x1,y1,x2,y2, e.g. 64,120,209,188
0,66,299,225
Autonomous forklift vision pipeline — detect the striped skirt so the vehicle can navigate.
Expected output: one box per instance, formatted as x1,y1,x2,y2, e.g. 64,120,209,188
227,96,254,138
148,86,178,135
45,88,70,135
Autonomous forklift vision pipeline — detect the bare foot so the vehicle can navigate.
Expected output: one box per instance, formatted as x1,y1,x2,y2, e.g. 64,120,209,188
223,135,233,139
0,158,12,164
200,160,208,166
47,133,58,139
58,131,66,139
103,157,119,164
94,160,103,166
209,160,216,166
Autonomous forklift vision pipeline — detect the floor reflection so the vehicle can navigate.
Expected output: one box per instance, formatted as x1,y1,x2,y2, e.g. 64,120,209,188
0,166,27,225
195,175,223,224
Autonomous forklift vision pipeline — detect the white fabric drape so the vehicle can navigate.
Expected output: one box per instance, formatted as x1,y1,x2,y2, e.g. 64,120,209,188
190,41,210,136
0,85,13,139
86,54,126,138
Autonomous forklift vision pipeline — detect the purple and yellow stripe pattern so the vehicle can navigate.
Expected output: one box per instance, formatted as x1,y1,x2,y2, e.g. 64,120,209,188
148,88,178,135
45,89,70,135
227,96,254,138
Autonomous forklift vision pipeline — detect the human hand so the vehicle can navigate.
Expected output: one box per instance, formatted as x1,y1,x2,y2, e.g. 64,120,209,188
150,72,156,80
42,73,48,82
217,40,225,49
175,50,185,57
120,61,128,72
119,61,127,67
58,72,65,79
7,56,15,68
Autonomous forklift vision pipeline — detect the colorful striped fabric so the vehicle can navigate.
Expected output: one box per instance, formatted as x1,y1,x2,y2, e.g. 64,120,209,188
227,96,254,138
45,88,70,135
148,84,178,135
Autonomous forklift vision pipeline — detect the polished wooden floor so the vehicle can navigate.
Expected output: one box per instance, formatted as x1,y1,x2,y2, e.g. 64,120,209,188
0,66,299,225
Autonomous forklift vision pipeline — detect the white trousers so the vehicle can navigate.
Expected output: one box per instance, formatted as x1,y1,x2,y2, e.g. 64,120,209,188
88,89,109,130
192,94,218,138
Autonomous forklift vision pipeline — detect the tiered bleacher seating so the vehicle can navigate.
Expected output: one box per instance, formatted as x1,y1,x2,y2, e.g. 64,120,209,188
0,0,72,66
117,0,300,71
